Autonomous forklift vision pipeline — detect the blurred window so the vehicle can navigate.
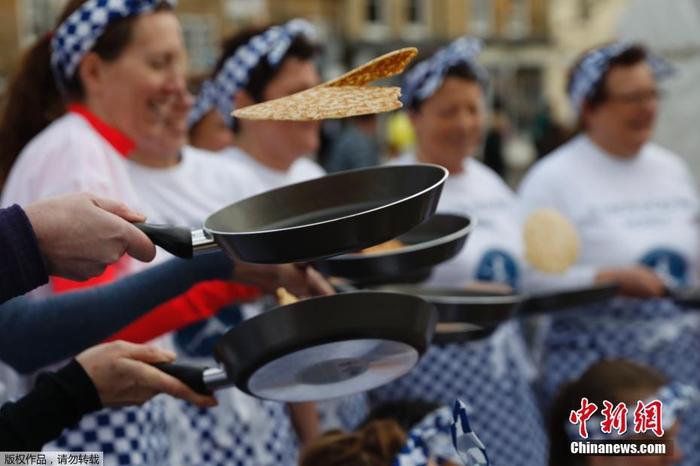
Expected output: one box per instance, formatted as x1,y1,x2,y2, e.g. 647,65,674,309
470,0,492,36
505,0,530,39
367,0,384,23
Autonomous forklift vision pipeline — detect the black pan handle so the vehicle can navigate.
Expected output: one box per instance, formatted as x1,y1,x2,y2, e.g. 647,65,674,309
135,223,193,259
152,362,212,395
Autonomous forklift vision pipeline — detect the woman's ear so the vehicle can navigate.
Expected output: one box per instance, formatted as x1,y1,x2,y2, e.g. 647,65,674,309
77,52,106,97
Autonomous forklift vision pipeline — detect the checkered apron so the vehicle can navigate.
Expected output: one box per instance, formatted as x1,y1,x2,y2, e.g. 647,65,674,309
45,398,170,466
167,304,298,466
537,297,700,466
166,394,297,466
370,322,548,466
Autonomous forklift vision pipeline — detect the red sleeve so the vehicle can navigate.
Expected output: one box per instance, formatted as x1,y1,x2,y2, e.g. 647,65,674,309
105,281,261,344
51,257,261,344
51,264,120,293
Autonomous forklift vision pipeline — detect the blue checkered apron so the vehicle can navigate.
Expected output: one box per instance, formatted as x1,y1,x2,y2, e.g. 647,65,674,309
45,398,170,466
166,305,298,466
167,395,297,466
538,297,700,466
370,322,548,466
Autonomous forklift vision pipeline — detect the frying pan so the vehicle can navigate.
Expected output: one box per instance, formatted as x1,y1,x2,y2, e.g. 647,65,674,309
135,164,447,264
313,214,473,286
154,291,437,402
374,284,618,343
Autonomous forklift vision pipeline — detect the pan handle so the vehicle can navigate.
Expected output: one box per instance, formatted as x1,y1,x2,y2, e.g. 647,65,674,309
152,362,212,395
134,223,195,259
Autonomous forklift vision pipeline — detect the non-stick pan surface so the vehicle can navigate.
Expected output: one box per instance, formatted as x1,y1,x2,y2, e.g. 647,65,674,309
155,291,437,402
137,164,447,264
313,214,473,286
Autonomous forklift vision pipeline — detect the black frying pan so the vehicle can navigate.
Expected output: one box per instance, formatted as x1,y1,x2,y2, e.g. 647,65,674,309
374,284,618,343
155,291,437,402
135,164,447,264
313,214,473,286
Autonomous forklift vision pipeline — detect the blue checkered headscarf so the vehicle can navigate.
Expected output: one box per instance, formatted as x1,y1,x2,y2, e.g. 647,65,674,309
188,19,317,128
568,42,675,115
402,37,488,109
51,0,177,91
393,400,489,466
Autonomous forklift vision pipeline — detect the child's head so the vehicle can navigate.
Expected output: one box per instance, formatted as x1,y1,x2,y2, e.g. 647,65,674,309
300,401,468,466
299,419,405,466
548,359,682,466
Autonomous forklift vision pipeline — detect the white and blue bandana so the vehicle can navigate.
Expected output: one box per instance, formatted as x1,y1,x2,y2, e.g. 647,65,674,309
50,0,177,91
402,36,487,108
188,18,317,128
568,41,675,115
393,401,489,466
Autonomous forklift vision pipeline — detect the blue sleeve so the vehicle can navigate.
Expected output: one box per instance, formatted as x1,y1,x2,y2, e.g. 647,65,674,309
0,205,49,303
0,253,234,374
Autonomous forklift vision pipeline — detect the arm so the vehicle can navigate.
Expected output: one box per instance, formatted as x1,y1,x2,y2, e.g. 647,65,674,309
0,253,236,373
0,205,49,303
0,360,100,451
107,263,332,344
289,402,320,445
0,342,216,451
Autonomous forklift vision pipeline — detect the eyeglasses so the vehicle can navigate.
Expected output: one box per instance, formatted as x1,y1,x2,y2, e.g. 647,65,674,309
605,88,664,105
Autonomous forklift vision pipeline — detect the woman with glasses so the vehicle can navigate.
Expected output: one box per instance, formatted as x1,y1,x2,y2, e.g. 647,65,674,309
519,42,700,464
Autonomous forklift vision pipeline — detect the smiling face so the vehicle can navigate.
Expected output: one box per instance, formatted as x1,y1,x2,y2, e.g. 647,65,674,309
582,61,659,156
79,10,189,156
409,77,486,172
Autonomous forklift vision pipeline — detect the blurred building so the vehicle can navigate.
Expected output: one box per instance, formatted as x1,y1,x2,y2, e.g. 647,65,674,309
1,0,630,127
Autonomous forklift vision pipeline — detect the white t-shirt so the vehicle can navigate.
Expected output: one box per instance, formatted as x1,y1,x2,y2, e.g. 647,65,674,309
518,134,700,292
221,146,325,193
127,146,258,228
128,146,296,465
0,112,148,401
390,154,523,289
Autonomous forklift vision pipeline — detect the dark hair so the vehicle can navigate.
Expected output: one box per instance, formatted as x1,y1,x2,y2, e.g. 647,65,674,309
299,420,406,466
216,25,318,102
207,24,318,133
360,400,442,432
548,358,667,466
0,0,172,187
408,61,483,112
568,44,648,113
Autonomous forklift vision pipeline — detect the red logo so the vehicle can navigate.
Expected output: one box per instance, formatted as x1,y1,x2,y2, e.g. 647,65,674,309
600,401,628,435
633,400,664,437
569,398,665,438
569,397,598,439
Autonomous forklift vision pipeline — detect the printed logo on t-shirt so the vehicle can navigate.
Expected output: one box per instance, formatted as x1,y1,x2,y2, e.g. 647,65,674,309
174,305,243,358
640,248,688,288
476,249,520,288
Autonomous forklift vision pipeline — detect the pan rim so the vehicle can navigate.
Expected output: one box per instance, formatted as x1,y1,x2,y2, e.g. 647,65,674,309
374,285,523,306
202,163,448,236
326,213,475,261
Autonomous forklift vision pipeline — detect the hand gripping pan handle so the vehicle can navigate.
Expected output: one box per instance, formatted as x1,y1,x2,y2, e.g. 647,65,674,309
134,223,217,259
152,363,231,395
